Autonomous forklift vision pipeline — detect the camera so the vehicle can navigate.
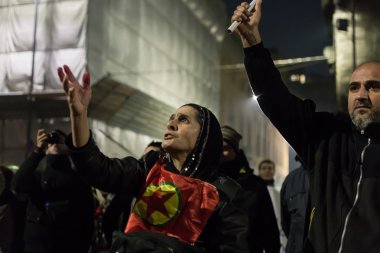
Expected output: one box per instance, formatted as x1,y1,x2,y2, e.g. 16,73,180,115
46,131,61,144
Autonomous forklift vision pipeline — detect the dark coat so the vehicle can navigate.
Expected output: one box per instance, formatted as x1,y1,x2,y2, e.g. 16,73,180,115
12,152,95,253
281,167,309,253
66,104,250,253
220,150,280,253
0,167,26,253
244,42,380,253
102,191,134,248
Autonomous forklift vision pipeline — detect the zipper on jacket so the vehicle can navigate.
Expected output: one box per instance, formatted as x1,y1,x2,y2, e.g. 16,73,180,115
337,137,371,253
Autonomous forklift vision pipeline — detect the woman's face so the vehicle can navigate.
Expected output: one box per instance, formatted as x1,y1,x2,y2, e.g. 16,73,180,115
162,106,201,155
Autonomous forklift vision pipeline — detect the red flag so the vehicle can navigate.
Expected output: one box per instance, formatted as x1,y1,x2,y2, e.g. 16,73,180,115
125,158,219,244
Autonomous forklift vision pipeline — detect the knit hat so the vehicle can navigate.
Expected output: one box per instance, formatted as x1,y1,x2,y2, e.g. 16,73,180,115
221,126,242,152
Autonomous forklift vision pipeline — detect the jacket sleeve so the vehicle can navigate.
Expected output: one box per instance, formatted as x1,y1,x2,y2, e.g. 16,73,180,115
202,177,250,253
280,176,291,238
243,43,336,162
12,149,44,193
65,133,146,195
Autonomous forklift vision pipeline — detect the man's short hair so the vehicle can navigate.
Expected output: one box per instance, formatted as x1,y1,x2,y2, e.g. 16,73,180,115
258,159,275,170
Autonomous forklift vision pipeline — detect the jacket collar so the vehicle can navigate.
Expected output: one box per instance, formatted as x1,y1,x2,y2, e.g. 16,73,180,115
363,122,380,142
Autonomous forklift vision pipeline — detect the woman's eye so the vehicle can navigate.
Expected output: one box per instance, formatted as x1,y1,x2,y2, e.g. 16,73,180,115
178,116,189,122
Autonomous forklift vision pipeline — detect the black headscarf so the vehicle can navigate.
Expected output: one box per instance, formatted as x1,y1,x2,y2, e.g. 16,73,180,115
177,103,223,181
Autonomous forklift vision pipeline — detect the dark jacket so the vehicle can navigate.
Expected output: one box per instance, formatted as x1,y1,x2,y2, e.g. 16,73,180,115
102,192,134,248
66,137,249,253
281,167,309,253
0,167,26,253
220,150,280,253
12,151,95,253
66,104,248,253
244,42,380,253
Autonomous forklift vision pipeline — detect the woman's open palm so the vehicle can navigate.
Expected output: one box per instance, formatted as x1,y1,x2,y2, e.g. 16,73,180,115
58,65,91,116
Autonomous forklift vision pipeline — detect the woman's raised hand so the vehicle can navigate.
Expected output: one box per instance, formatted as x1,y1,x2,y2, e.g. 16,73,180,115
57,65,91,147
58,65,91,117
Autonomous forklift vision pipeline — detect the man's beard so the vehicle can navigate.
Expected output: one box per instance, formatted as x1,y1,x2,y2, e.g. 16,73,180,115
350,110,380,130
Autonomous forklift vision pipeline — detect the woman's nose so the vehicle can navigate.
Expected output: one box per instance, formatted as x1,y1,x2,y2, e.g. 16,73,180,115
167,120,178,131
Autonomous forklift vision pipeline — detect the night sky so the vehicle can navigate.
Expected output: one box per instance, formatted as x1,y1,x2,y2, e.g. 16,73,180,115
223,0,332,59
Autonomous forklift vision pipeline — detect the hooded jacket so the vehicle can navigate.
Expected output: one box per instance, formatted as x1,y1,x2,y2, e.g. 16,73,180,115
244,43,380,253
219,150,280,253
66,104,249,253
12,153,94,253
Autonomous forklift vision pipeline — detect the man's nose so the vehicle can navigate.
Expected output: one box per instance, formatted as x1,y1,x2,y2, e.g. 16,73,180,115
357,84,369,99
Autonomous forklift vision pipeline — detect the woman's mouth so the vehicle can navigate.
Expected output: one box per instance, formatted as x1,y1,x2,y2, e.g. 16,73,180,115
164,133,174,140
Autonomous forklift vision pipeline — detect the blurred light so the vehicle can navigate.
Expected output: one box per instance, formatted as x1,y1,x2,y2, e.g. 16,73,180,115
290,74,306,84
6,164,19,171
220,55,326,71
323,46,335,64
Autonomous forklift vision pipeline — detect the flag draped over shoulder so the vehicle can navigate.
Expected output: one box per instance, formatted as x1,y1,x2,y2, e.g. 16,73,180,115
125,158,219,244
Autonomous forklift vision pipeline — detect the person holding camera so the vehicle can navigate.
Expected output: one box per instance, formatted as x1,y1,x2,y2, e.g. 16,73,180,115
12,129,95,253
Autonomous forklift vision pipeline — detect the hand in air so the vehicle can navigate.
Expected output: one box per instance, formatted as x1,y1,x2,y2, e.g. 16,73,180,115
57,65,91,117
36,129,48,150
231,0,262,38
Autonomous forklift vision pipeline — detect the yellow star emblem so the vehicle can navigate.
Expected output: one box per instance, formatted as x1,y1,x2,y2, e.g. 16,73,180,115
133,182,181,226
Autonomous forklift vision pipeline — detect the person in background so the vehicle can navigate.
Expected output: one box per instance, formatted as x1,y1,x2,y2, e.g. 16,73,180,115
12,129,95,253
219,125,280,253
232,1,380,252
258,160,279,209
281,156,309,253
57,65,250,253
258,159,286,252
257,159,276,187
91,188,110,252
143,141,163,154
0,165,26,253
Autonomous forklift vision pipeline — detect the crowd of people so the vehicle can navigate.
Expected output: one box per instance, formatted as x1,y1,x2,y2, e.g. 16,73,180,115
1,1,380,253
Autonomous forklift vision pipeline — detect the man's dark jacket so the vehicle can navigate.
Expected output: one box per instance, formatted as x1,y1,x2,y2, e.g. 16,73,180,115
12,151,94,253
220,150,280,253
281,167,309,253
244,43,380,253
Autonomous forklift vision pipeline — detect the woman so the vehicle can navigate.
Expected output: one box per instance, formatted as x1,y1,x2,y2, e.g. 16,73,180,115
58,65,249,253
